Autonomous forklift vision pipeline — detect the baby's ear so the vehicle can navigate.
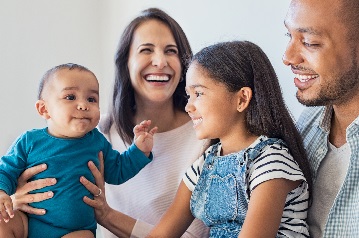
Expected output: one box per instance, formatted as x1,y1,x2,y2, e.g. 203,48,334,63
35,100,50,119
237,87,252,112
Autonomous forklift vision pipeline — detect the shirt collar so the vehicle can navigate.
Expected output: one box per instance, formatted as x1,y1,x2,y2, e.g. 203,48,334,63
319,106,333,133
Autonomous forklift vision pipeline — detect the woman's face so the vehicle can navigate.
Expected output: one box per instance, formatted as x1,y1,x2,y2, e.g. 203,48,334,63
127,19,182,106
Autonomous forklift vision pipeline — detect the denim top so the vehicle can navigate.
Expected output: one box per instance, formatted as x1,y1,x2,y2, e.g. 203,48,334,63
187,136,309,237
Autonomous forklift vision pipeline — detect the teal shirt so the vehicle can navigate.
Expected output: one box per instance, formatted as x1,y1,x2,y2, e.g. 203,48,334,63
0,128,152,237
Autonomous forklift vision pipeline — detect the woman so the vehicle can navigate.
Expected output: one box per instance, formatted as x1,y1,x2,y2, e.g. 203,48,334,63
13,8,209,238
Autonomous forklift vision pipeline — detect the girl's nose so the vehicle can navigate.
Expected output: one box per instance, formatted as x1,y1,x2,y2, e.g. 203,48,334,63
185,100,193,113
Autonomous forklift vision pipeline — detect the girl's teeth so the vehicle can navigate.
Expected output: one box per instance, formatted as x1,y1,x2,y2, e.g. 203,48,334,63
193,118,203,126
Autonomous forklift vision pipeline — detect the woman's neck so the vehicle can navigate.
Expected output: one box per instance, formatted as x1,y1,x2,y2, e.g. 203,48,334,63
134,101,190,133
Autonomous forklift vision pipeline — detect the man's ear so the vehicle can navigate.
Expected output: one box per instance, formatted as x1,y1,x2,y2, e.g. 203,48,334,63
35,100,50,119
237,87,252,112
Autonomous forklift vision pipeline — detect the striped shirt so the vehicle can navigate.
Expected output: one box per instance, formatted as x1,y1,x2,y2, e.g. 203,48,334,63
183,136,310,237
297,106,359,237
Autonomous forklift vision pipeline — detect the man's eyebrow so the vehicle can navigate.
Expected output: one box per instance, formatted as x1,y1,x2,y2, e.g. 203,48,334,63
284,21,323,36
297,27,322,36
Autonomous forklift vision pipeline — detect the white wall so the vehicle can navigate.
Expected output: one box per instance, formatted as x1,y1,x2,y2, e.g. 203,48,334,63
0,0,302,158
0,1,304,157
0,1,304,237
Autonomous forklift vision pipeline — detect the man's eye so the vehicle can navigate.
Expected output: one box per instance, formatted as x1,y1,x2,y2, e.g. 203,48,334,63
65,95,76,100
303,42,320,48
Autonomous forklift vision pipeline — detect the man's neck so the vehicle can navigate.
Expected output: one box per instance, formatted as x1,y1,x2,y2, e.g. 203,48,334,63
329,99,359,147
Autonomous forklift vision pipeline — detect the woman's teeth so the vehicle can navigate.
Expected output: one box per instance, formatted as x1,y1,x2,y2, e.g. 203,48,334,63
146,75,170,82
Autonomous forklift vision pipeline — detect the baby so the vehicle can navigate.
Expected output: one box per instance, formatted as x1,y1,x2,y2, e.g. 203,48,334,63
0,63,157,238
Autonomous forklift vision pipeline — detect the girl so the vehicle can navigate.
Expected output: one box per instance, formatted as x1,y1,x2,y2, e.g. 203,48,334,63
147,41,312,237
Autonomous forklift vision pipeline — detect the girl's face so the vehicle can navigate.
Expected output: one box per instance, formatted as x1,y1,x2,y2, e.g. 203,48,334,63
127,19,182,107
185,63,241,141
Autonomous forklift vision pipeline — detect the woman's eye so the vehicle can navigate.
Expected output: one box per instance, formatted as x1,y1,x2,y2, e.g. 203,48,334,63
166,48,178,54
65,95,76,100
139,48,152,53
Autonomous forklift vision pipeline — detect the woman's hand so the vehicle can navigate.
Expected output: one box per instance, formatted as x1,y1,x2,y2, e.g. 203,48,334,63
81,152,110,225
81,152,139,237
11,164,56,215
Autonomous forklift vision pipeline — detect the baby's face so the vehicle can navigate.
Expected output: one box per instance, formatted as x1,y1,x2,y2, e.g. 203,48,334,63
41,69,100,138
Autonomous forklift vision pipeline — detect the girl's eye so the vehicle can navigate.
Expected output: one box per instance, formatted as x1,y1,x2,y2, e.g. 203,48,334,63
195,92,204,97
88,97,97,103
65,95,76,100
184,94,190,100
285,32,292,38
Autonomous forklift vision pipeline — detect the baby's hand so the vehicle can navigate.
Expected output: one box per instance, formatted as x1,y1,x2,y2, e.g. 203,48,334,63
0,190,14,223
133,120,158,157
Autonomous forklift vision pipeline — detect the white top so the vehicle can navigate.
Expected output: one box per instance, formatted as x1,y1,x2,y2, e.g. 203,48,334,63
99,118,210,238
307,142,350,238
184,136,310,237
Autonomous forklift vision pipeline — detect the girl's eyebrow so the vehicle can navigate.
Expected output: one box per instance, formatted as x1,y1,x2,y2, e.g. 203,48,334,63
187,84,208,89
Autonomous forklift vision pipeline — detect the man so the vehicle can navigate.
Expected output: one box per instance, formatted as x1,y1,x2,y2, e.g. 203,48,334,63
283,0,359,237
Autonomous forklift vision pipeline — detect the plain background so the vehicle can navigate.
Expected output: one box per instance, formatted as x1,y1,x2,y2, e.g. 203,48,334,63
1,1,303,236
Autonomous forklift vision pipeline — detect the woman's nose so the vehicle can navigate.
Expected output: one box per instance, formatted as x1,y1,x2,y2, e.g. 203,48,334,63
152,52,168,69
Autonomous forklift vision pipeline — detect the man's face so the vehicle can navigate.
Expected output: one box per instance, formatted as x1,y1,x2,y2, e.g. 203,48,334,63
283,0,359,106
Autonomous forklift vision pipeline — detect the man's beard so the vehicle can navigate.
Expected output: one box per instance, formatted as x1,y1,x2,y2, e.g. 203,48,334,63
298,51,359,107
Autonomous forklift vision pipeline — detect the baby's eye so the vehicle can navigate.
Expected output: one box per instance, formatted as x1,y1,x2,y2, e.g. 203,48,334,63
65,95,76,100
184,94,190,100
88,97,97,103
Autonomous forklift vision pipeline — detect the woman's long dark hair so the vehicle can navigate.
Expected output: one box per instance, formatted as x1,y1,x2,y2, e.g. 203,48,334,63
192,41,312,196
101,8,192,144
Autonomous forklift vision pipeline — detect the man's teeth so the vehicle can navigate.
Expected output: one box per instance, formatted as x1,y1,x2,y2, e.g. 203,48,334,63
296,74,319,83
146,75,169,81
193,118,203,126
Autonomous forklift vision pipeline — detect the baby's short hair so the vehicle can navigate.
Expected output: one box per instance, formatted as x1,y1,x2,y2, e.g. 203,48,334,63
37,63,94,100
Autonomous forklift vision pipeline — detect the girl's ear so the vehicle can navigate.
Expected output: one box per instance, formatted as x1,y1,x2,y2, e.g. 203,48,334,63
237,87,252,112
35,100,50,119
